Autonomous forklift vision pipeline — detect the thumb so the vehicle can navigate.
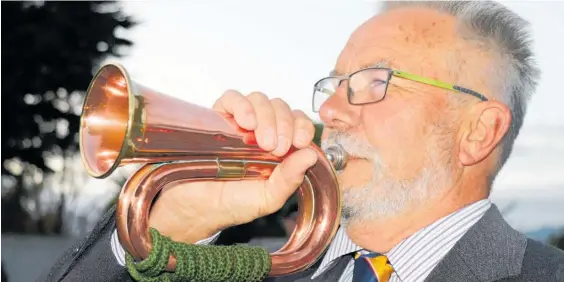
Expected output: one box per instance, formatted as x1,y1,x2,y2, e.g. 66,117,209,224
261,148,318,215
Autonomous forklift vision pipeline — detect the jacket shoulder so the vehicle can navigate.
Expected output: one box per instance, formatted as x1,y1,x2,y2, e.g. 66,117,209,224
516,239,564,281
37,205,133,282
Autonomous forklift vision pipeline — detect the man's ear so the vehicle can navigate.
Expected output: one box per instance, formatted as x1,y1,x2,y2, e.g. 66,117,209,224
458,101,511,166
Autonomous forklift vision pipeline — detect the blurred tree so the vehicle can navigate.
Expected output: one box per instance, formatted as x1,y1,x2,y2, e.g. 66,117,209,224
1,1,136,233
557,234,564,250
549,231,564,250
313,123,324,146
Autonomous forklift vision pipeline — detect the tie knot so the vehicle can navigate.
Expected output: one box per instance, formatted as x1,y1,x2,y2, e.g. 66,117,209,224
352,252,394,282
354,252,385,260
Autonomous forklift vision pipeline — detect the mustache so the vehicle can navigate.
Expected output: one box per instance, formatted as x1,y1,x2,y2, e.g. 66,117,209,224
321,131,379,162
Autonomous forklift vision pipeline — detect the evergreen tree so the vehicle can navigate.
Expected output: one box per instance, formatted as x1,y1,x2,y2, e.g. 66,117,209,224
1,1,136,233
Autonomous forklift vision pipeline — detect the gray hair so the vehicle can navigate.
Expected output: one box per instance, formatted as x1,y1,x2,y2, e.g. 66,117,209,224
379,0,541,179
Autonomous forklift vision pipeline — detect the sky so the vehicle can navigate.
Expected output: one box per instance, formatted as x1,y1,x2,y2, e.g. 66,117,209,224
89,0,564,232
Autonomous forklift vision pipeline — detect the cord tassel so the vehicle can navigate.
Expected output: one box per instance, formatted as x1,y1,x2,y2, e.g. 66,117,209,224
126,228,272,282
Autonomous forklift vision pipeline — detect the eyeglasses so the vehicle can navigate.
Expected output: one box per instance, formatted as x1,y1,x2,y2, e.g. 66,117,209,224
312,67,488,112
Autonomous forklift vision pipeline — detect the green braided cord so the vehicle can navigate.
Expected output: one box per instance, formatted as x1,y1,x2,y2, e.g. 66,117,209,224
125,228,272,282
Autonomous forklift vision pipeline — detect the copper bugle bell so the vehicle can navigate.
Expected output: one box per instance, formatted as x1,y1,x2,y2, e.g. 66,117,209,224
78,63,347,276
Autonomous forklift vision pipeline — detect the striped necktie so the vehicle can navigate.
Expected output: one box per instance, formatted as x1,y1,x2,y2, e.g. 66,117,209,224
352,252,394,282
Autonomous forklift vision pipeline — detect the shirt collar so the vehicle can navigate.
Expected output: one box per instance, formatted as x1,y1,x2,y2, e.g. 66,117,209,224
311,226,362,278
311,199,492,280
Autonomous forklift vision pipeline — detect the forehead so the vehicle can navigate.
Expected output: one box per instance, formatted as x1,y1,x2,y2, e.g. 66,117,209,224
329,60,389,77
334,7,461,76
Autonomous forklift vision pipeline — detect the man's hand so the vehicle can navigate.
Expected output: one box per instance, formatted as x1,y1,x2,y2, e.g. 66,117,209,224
148,90,318,243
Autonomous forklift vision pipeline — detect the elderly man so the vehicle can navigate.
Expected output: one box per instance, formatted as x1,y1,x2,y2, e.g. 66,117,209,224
42,1,564,282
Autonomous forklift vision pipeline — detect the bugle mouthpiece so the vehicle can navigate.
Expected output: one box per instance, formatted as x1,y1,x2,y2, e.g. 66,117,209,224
324,145,348,171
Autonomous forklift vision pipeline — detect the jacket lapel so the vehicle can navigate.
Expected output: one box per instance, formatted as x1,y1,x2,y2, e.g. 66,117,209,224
425,205,527,282
266,254,351,282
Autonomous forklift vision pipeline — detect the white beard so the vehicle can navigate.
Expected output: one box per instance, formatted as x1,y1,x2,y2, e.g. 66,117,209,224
321,130,453,227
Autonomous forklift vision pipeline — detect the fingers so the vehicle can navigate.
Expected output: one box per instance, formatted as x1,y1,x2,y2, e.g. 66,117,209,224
210,91,320,222
212,90,315,155
262,99,315,156
212,90,257,131
291,110,315,149
271,98,294,156
263,148,318,213
247,92,278,151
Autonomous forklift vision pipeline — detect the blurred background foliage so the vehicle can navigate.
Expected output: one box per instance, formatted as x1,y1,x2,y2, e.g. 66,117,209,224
2,1,135,233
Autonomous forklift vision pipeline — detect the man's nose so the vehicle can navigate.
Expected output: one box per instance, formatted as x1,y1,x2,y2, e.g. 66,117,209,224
318,84,360,131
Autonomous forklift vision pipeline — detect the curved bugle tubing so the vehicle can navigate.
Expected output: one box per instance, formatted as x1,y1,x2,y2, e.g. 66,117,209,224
79,63,348,276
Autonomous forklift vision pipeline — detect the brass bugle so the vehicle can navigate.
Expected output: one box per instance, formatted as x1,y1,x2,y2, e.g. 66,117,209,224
78,63,347,276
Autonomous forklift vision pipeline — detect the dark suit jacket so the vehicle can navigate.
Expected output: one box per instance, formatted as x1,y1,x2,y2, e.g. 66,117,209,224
39,204,564,282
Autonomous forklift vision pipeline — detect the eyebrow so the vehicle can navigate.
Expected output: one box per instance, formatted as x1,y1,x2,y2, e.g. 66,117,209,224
329,60,390,77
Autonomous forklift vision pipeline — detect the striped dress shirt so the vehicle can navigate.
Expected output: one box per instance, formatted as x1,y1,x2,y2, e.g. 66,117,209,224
111,199,491,281
311,199,492,282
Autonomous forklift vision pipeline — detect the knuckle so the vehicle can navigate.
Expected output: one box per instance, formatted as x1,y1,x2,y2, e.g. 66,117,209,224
247,91,268,101
294,114,314,129
275,107,294,130
277,119,294,134
270,97,287,107
222,89,241,99
291,109,309,121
